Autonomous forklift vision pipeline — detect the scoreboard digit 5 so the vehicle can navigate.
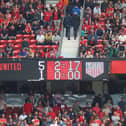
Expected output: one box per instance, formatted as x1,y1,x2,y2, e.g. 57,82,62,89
47,60,82,80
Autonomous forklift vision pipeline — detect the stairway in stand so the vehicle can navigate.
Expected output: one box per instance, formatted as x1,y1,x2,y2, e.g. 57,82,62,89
60,33,80,58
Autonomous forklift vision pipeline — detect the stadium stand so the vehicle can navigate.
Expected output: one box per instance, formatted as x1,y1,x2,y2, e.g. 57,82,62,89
0,0,65,58
79,0,126,58
1,89,126,125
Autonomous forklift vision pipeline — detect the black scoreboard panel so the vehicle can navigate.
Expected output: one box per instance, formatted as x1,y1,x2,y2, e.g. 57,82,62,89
0,59,46,81
0,59,109,81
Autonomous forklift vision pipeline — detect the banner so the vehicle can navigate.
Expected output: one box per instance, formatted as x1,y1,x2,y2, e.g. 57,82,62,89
111,60,126,74
83,61,109,80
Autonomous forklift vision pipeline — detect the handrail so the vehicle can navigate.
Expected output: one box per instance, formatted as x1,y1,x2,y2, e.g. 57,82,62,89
57,6,67,57
77,0,86,57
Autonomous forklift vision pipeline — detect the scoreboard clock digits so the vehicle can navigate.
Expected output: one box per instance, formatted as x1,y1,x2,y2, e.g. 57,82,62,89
47,61,82,80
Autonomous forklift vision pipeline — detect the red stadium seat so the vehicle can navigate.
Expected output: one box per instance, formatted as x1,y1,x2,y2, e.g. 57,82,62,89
30,40,37,44
23,34,31,39
24,38,30,43
15,39,23,44
95,44,103,48
11,55,19,59
13,49,20,56
99,17,105,22
97,39,103,44
0,44,6,48
51,45,59,49
30,34,35,39
43,45,52,50
16,34,23,39
36,45,45,49
0,40,8,44
8,40,15,44
14,44,22,50
29,44,37,49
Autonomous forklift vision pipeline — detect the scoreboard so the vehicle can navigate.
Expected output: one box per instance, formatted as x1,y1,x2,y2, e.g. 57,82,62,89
0,59,109,81
47,61,82,80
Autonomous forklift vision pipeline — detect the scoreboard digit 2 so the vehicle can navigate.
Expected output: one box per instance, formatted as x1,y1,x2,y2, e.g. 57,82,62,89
47,60,82,80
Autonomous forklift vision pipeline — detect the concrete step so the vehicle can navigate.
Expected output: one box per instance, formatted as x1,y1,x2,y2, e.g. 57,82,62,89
60,37,79,58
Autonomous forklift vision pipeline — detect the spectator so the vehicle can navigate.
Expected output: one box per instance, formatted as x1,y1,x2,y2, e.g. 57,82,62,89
32,20,40,34
111,111,120,125
101,0,108,12
45,31,53,45
52,7,61,29
118,97,126,112
1,25,8,40
19,48,28,58
93,3,101,18
52,32,61,44
73,101,81,114
16,20,25,34
36,31,45,45
18,111,27,126
34,49,42,58
85,0,94,11
71,6,80,16
88,29,97,46
0,114,7,126
0,97,6,116
72,12,80,40
73,0,81,8
17,14,26,24
13,113,19,126
92,103,101,115
0,48,4,59
23,99,33,115
32,115,40,126
4,43,13,57
63,14,72,40
25,113,33,126
43,8,52,28
114,0,122,11
95,25,105,39
8,25,16,40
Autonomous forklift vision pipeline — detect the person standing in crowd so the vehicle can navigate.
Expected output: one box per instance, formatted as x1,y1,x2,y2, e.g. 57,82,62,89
72,12,80,40
52,7,61,29
0,114,7,126
63,14,72,40
23,99,33,115
0,97,6,116
118,97,126,112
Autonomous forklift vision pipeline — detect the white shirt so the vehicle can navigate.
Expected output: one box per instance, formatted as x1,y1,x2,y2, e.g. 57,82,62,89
50,123,58,126
93,7,101,15
91,123,99,126
118,35,126,43
36,34,45,43
112,115,120,125
19,114,27,121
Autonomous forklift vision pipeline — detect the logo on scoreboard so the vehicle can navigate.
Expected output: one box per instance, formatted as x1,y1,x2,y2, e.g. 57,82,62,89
86,62,104,78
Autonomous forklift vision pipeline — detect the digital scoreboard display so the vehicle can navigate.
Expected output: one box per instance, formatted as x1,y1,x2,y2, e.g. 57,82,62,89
47,61,82,80
0,59,109,81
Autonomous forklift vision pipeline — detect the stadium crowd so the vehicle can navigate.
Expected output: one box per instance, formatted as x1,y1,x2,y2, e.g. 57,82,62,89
0,91,126,126
0,0,66,58
80,0,126,58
